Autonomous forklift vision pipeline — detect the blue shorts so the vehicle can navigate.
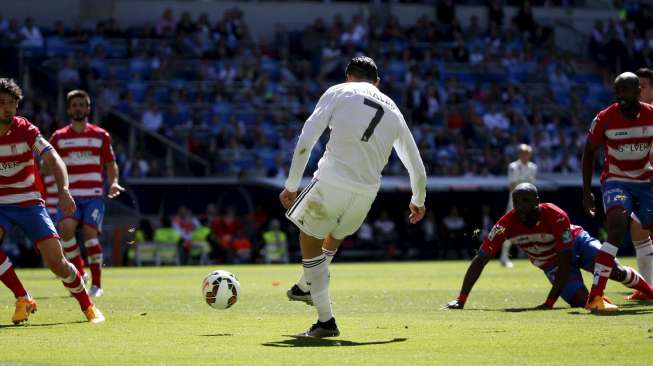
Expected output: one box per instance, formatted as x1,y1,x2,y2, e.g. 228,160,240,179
602,180,653,227
542,230,601,305
0,204,59,245
58,197,105,232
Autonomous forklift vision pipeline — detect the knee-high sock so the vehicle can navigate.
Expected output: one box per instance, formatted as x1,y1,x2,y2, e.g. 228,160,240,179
61,238,85,276
633,237,653,283
589,242,619,299
297,247,336,292
61,261,92,311
0,251,28,299
500,240,512,263
84,239,103,288
303,254,333,322
619,266,653,298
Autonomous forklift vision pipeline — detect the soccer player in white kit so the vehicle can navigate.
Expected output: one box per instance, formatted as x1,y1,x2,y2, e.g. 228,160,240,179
279,56,427,338
501,143,537,268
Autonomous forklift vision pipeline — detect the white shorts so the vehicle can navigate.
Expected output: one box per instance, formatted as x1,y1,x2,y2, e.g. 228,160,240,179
285,179,375,240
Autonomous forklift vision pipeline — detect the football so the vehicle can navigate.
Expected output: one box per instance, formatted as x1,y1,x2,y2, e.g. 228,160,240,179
201,270,241,309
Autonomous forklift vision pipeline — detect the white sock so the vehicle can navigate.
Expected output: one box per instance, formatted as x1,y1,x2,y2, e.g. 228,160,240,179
302,254,333,322
633,238,653,283
500,240,512,263
296,247,337,292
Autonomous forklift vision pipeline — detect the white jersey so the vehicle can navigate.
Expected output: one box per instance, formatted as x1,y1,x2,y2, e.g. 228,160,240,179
285,82,426,207
507,160,538,187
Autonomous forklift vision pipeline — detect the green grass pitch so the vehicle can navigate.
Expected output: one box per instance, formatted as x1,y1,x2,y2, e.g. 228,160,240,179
0,260,652,365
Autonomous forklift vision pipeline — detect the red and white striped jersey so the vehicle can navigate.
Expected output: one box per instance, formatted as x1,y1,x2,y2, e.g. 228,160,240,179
43,175,58,214
50,123,115,198
0,116,53,206
480,203,581,269
587,102,653,183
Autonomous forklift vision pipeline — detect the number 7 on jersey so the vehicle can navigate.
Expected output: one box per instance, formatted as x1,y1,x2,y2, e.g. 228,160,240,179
361,98,384,142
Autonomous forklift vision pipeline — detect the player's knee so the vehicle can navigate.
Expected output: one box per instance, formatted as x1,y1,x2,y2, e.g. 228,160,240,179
81,226,98,241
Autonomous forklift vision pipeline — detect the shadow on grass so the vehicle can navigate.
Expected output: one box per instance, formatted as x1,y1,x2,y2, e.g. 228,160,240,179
262,336,407,348
0,320,87,328
199,334,233,337
568,307,653,316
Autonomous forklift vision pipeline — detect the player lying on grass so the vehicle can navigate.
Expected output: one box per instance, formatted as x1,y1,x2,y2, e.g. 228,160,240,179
443,183,653,310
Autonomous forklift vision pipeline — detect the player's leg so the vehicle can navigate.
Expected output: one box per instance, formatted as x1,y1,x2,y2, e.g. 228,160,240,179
296,231,340,337
544,265,587,308
587,182,630,311
0,213,38,324
81,199,105,297
58,215,85,280
609,259,653,299
18,205,104,323
626,213,653,300
290,234,341,305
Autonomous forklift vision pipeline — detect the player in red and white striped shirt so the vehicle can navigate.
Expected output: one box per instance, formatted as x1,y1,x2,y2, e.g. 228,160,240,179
0,78,104,323
50,90,124,298
582,72,653,312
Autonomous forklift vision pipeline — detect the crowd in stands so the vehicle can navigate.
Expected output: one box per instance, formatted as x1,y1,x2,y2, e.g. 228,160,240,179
0,2,635,180
126,202,512,264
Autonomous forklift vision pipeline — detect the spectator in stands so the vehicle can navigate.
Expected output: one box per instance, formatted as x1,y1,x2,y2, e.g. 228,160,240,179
172,206,200,264
153,215,182,264
374,211,398,258
441,206,468,259
262,219,288,264
157,8,176,36
483,105,510,131
58,55,81,88
20,17,43,48
142,102,163,132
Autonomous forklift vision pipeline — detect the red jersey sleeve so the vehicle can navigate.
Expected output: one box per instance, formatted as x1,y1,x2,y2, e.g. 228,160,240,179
480,214,510,257
546,205,574,252
26,123,52,157
100,131,115,164
587,112,606,145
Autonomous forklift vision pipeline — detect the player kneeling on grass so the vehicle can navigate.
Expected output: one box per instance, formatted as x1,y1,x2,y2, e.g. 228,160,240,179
443,183,653,311
0,78,104,323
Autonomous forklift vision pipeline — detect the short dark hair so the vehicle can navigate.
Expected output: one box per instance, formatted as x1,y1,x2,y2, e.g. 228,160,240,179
0,78,23,102
66,89,91,108
636,68,653,83
345,56,379,82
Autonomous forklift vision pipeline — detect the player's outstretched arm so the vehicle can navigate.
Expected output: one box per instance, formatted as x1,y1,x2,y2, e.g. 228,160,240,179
537,249,572,310
42,149,76,216
105,161,125,199
581,139,601,217
442,253,491,309
394,116,427,215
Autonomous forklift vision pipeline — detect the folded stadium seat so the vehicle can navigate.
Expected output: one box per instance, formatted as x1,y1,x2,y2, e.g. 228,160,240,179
233,158,256,172
572,73,602,84
134,241,180,266
154,87,169,103
170,79,189,90
21,46,45,59
115,66,130,81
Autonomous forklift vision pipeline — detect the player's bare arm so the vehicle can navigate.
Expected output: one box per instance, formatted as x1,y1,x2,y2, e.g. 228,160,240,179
537,250,572,310
42,148,75,216
105,161,125,199
442,253,491,310
581,140,601,217
408,203,425,224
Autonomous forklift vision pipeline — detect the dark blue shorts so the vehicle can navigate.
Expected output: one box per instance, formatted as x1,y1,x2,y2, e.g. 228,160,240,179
58,197,105,232
0,204,59,245
542,230,601,305
602,180,653,227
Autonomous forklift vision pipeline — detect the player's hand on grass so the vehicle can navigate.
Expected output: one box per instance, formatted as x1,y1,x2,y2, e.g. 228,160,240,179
442,299,465,310
279,189,297,210
107,182,125,199
58,189,76,216
534,303,553,310
408,203,425,224
582,190,596,217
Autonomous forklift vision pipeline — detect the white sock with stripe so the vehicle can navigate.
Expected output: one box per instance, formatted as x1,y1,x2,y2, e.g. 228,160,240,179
302,254,333,322
296,247,337,292
633,238,653,283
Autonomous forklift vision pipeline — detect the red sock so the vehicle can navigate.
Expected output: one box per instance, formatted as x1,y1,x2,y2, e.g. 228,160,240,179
84,239,102,288
589,243,618,299
61,238,86,277
621,267,653,298
0,251,27,298
61,262,92,311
